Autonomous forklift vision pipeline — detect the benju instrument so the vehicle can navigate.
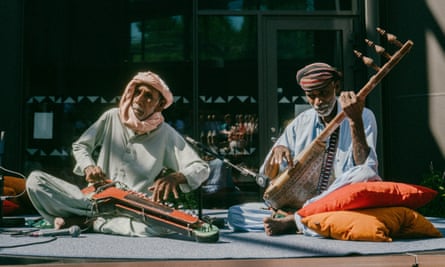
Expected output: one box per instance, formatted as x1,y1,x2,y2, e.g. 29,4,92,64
82,180,219,242
263,28,414,210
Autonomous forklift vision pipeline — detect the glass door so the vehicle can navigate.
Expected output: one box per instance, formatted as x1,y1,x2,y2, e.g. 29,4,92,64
258,16,355,161
197,15,261,199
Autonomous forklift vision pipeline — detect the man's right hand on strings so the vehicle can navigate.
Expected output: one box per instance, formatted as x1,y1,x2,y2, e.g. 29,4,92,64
84,165,107,184
264,145,293,178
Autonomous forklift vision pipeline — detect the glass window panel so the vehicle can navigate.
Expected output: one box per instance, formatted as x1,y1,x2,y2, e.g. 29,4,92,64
314,0,336,10
130,16,188,63
198,15,259,178
276,30,342,132
339,0,352,10
199,16,257,63
158,64,194,137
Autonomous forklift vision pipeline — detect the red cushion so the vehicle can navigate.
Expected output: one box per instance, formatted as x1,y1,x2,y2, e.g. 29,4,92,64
3,200,20,215
297,181,437,217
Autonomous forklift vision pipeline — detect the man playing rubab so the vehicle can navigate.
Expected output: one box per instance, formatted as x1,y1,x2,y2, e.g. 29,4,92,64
261,62,382,236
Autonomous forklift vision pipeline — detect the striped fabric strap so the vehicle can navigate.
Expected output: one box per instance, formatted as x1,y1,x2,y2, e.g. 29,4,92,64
317,128,339,194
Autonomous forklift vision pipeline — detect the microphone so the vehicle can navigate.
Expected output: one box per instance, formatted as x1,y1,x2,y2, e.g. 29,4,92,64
28,225,81,237
255,174,269,188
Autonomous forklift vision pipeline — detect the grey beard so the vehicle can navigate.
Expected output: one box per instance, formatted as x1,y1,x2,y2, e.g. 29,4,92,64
315,99,336,117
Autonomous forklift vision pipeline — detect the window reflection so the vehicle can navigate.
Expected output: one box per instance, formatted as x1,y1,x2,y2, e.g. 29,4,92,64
200,112,258,156
198,15,259,177
199,16,256,62
130,16,188,62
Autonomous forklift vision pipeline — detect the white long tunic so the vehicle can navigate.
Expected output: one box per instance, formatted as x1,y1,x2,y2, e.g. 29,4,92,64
72,107,209,195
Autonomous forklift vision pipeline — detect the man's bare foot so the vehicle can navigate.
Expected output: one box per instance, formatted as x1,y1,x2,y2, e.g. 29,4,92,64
54,217,66,230
54,216,90,230
263,214,297,236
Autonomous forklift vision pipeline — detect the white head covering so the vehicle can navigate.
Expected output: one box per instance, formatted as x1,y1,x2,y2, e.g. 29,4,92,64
119,71,173,133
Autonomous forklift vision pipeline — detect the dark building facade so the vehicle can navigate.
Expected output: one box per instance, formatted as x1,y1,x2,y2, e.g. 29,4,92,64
1,0,444,189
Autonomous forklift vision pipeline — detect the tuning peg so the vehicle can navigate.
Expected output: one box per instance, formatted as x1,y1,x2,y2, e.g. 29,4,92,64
354,50,380,71
365,39,391,59
376,27,403,48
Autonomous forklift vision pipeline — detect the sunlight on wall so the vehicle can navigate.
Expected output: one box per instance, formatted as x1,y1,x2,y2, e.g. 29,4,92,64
427,0,445,30
426,22,445,157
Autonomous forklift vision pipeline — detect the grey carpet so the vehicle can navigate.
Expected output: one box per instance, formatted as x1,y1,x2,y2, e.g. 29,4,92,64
0,211,444,261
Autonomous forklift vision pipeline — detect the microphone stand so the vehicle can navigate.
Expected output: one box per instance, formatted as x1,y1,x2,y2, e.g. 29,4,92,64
184,136,269,188
185,135,268,221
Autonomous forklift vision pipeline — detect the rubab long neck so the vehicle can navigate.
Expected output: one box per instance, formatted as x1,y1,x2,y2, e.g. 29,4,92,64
315,40,414,143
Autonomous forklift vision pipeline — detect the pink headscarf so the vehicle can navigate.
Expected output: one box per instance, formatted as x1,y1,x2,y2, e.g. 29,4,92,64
119,71,174,134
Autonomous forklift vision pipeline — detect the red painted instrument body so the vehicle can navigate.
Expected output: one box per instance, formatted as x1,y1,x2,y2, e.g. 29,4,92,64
82,181,219,242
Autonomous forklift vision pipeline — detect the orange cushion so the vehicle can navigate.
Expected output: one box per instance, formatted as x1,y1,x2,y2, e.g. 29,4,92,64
2,176,28,214
301,206,442,242
297,181,437,217
4,176,26,193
